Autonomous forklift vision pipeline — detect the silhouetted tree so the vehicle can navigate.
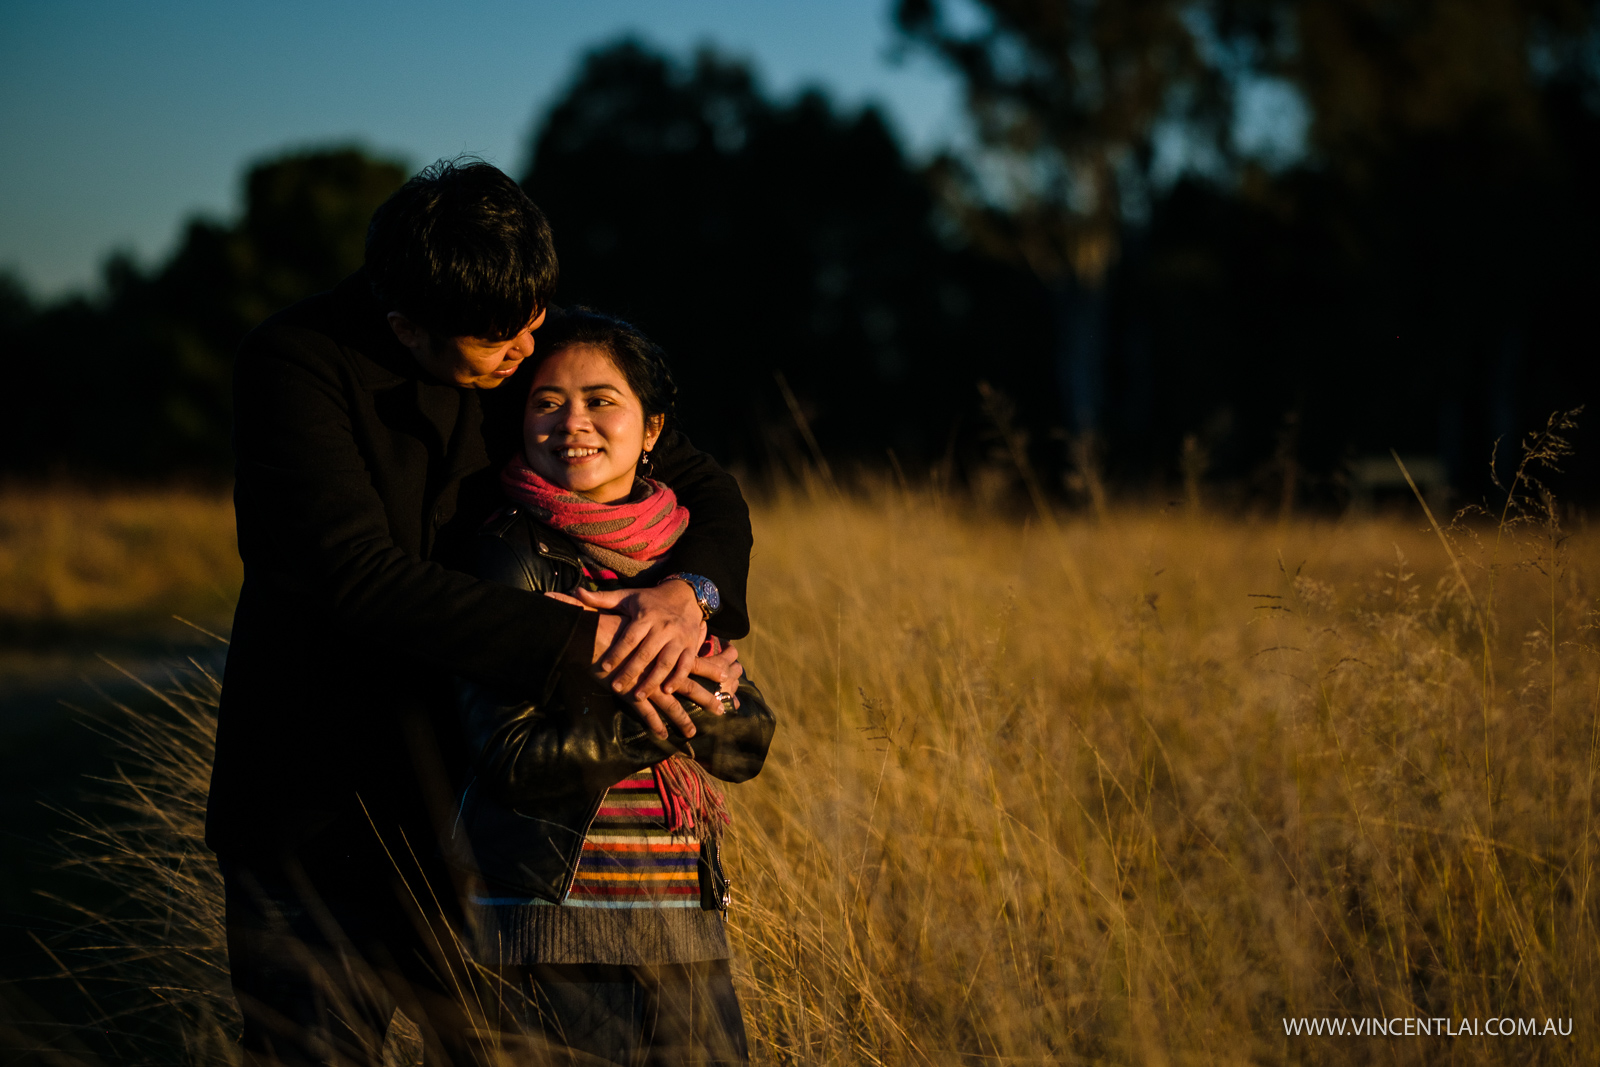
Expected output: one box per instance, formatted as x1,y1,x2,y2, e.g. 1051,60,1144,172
1281,0,1595,178
524,40,1052,474
895,0,1234,440
0,148,406,477
899,0,1600,501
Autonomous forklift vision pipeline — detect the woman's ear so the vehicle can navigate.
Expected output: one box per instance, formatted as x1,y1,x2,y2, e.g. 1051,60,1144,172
644,414,666,452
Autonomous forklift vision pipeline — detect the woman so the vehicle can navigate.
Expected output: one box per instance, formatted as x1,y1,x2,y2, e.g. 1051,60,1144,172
447,308,775,1065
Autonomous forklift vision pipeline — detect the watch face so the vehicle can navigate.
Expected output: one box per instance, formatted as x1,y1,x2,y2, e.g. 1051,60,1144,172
671,572,719,616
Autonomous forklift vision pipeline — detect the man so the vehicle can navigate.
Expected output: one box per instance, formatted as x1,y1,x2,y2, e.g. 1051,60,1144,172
207,160,751,1065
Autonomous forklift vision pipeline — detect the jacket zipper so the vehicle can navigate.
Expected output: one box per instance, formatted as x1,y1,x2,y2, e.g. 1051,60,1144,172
707,834,732,910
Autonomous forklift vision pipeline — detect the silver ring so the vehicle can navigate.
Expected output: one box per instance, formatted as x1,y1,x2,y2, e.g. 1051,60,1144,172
715,689,736,713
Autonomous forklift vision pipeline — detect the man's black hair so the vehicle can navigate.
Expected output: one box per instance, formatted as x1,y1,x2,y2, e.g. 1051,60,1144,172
365,158,558,341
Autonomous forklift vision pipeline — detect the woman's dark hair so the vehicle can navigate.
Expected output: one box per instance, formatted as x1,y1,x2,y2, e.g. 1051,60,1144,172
365,158,558,341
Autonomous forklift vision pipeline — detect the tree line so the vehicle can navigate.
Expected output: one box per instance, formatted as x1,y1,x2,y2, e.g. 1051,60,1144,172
3,1,1598,505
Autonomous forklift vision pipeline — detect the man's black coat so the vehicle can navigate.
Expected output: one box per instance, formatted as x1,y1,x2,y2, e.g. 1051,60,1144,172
205,272,752,859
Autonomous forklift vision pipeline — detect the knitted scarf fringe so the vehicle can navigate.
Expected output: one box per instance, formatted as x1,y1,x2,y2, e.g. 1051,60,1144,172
653,750,730,843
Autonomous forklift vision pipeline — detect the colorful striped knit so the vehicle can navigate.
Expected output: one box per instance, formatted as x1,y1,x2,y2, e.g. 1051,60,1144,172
473,768,701,912
564,769,702,908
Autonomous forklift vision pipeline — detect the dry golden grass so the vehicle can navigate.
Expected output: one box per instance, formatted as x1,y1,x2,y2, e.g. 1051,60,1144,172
727,480,1600,1065
0,486,239,627
15,455,1600,1064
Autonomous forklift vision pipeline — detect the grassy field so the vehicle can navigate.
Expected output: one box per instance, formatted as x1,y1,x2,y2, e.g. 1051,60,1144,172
733,484,1597,1066
0,485,239,654
2,469,1597,1064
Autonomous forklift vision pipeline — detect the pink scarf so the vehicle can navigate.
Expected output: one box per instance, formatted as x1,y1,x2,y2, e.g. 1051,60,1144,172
498,453,729,841
499,455,689,579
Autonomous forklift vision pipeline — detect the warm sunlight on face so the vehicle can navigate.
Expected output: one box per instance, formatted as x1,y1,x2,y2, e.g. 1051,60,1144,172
389,308,547,389
522,344,664,503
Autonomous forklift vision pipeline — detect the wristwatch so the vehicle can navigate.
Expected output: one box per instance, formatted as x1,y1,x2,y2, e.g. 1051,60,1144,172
661,572,720,621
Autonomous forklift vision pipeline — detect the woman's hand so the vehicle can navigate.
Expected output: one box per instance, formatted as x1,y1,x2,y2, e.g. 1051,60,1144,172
692,641,743,711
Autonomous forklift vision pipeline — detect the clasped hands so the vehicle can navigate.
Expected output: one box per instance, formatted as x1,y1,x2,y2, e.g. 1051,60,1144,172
545,582,742,740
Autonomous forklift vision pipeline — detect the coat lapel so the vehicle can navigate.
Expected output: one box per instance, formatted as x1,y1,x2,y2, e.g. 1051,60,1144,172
414,379,461,460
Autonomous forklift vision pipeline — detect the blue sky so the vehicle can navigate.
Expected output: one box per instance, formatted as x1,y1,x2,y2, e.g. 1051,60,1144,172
1,0,966,297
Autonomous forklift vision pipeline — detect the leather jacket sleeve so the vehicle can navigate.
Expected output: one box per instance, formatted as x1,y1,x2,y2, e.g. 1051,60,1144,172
460,672,775,808
458,513,775,814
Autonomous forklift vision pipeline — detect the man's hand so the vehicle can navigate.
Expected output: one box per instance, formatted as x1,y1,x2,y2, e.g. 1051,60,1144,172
575,584,719,737
579,582,703,690
586,611,691,739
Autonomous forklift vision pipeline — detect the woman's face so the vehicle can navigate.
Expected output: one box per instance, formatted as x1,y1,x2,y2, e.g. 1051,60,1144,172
522,343,664,504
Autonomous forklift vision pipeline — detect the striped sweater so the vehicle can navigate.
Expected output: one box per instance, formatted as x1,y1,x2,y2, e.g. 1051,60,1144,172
566,771,701,908
470,767,729,965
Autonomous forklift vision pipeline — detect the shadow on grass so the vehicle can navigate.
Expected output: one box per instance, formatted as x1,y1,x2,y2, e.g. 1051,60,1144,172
0,609,234,655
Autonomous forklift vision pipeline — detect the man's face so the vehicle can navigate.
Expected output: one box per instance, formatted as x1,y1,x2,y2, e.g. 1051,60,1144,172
387,308,547,389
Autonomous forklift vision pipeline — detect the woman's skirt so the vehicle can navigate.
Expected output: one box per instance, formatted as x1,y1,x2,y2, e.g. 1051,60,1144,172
487,958,747,1066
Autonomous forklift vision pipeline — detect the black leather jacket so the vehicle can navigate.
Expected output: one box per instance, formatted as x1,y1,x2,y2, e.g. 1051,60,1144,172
446,506,776,910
